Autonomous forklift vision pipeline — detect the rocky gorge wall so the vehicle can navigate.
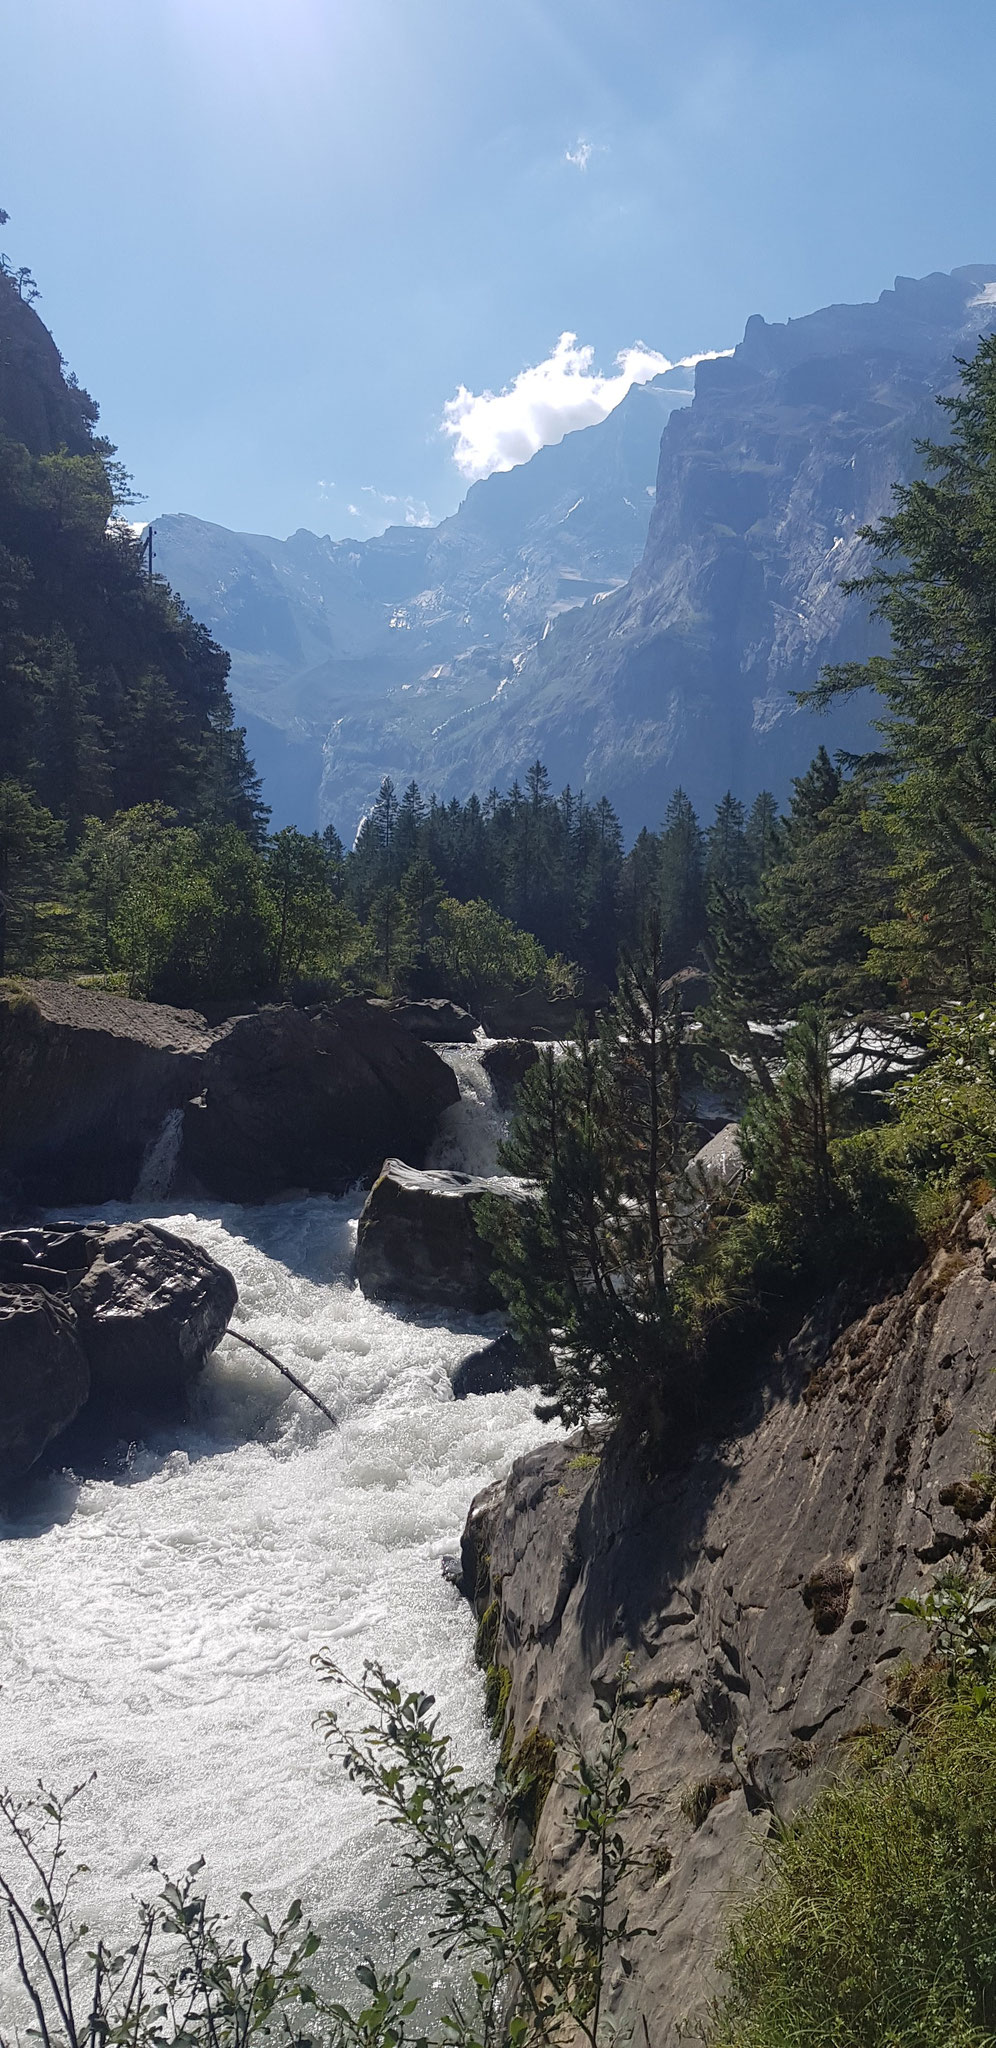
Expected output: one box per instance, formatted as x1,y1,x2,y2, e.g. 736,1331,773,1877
460,1206,996,2042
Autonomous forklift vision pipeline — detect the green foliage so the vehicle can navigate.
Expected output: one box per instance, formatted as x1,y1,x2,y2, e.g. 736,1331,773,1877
479,920,689,1434
740,1008,838,1213
806,332,996,1000
0,1666,644,2047
430,896,576,1014
895,1006,996,1182
0,776,63,975
708,1578,996,2048
0,268,266,853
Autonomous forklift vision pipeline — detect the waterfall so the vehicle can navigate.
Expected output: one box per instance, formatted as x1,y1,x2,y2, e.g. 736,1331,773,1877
429,1037,509,1177
132,1107,184,1201
0,1180,553,2017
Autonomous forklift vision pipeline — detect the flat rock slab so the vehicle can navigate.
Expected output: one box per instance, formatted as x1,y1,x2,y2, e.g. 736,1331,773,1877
378,999,480,1043
355,1159,531,1312
462,1208,996,2042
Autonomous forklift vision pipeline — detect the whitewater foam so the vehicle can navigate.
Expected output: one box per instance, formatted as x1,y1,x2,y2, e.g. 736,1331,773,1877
0,1043,552,2003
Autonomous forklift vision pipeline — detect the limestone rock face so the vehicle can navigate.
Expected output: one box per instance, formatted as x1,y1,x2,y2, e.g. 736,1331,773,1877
71,1223,238,1415
355,1160,529,1311
184,1001,459,1201
0,980,213,1204
460,1209,996,2042
0,1284,90,1486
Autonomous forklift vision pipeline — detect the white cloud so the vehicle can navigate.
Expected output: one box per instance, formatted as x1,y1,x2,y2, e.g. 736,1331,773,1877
565,138,593,170
362,485,433,528
442,333,731,483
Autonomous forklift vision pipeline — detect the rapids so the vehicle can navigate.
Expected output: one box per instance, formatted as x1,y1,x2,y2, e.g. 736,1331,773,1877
0,1041,550,2003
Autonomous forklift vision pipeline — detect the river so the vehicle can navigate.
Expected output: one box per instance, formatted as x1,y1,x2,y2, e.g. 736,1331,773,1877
0,1041,549,2003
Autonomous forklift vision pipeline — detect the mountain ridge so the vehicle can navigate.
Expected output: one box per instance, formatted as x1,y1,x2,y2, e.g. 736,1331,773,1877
151,266,996,837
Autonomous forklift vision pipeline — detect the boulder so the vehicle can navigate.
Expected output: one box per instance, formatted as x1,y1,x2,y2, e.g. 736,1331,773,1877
385,999,480,1043
452,1331,530,1399
355,1160,530,1312
685,1122,744,1200
480,991,582,1040
184,1001,459,1202
481,1039,540,1107
0,1284,90,1487
0,1222,238,1425
70,1223,238,1415
0,980,213,1203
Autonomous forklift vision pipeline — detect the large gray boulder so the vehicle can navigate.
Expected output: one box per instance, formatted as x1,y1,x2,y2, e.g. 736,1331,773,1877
355,1160,530,1312
184,1001,459,1202
0,980,213,1204
0,1284,90,1487
71,1223,238,1415
0,1222,238,1436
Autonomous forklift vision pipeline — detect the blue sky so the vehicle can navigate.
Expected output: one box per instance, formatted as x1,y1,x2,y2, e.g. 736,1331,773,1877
4,0,996,539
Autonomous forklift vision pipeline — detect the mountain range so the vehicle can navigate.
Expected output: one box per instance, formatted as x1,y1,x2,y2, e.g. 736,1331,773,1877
150,265,996,838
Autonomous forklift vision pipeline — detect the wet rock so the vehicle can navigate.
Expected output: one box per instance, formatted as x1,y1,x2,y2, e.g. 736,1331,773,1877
70,1222,238,1416
0,1284,90,1487
452,1331,530,1399
0,980,214,1204
183,1000,459,1201
685,1122,744,1200
355,1160,530,1312
481,1040,539,1108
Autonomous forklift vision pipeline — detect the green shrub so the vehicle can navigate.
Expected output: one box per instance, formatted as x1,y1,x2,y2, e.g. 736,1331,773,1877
708,1691,996,2048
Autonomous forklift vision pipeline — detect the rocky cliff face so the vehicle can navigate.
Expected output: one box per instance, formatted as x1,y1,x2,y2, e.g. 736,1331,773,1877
153,266,996,838
460,1207,996,2042
422,266,996,833
147,373,693,830
0,272,97,457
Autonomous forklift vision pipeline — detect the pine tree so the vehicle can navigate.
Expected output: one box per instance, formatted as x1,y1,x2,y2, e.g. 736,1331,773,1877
740,1008,838,1217
803,335,996,995
744,790,781,893
658,788,706,968
705,793,748,894
703,885,790,1094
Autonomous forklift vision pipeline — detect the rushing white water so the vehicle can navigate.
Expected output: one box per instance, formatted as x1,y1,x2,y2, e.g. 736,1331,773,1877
0,1041,550,2009
429,1036,509,1177
132,1105,185,1200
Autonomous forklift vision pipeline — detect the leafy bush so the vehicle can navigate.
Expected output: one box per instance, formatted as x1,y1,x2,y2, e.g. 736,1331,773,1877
0,1664,644,2048
708,1580,996,2048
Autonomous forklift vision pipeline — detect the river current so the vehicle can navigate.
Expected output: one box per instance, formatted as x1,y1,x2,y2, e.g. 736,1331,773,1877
0,1042,549,2000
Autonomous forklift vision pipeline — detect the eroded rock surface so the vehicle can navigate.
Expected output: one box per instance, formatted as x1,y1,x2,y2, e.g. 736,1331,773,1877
71,1223,238,1415
0,980,213,1203
356,1160,529,1311
184,1001,459,1201
461,1212,996,2041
